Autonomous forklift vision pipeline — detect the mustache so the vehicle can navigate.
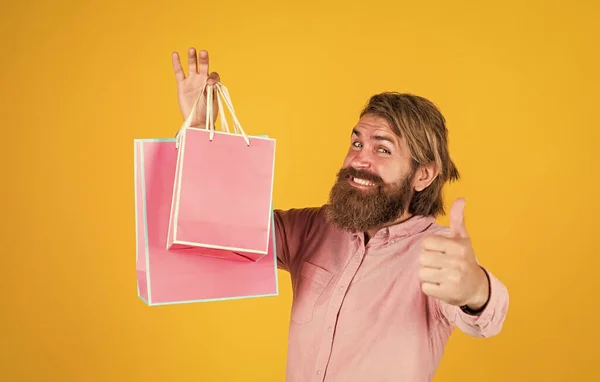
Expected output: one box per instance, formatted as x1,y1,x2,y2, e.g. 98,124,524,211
337,167,383,185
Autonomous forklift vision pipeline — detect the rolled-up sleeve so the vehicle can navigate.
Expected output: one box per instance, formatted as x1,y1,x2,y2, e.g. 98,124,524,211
437,268,510,338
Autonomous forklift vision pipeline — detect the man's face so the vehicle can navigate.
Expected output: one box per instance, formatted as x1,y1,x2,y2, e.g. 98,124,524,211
327,114,417,232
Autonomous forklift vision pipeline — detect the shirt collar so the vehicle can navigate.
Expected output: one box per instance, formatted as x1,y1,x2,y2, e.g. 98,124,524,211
386,214,436,240
352,215,436,245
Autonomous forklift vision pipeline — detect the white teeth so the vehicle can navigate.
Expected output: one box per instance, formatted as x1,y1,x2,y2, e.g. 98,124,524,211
353,177,375,187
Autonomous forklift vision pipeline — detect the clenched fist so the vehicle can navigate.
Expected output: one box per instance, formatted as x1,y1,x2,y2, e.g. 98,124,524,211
419,198,490,311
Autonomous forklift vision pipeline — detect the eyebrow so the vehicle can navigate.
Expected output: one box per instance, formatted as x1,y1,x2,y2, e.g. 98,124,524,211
352,128,396,146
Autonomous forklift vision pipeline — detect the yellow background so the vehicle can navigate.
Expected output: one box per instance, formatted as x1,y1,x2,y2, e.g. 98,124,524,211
2,0,599,380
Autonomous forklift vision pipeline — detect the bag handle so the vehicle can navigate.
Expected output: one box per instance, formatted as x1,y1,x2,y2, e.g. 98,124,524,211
175,82,250,148
214,84,243,137
211,82,250,146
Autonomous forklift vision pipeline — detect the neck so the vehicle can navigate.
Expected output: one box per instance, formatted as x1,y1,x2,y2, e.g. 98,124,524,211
365,211,414,242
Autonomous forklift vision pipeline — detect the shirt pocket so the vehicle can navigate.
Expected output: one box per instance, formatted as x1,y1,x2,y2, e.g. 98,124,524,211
291,261,334,324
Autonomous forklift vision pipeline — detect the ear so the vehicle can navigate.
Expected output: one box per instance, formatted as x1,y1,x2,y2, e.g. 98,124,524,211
413,162,438,192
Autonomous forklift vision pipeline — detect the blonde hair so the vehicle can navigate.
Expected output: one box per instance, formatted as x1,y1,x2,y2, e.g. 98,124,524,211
360,92,460,217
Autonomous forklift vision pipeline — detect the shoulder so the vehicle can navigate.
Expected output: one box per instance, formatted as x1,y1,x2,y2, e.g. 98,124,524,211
274,205,331,235
274,205,328,224
422,220,452,237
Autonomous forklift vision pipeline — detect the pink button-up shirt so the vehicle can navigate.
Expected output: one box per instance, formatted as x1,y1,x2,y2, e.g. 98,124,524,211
274,206,509,382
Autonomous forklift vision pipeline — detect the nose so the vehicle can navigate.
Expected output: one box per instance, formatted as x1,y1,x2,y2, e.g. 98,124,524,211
350,149,372,170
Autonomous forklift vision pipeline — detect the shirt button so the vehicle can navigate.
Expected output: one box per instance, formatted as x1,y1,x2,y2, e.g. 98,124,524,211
317,370,322,375
339,285,345,292
328,326,332,332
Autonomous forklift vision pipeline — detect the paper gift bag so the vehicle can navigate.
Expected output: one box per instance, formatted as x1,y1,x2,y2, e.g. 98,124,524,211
167,82,276,261
134,138,279,306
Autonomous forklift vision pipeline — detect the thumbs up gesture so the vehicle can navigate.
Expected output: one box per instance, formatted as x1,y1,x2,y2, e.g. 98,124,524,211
418,198,490,310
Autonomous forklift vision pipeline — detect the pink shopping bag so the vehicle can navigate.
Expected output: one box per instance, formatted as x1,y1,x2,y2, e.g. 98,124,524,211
134,138,279,306
167,82,276,262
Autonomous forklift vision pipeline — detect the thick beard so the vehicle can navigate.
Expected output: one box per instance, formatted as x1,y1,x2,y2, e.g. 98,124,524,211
326,167,414,233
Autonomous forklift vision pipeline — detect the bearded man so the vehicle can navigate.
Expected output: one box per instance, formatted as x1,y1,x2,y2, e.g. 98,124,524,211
172,48,509,382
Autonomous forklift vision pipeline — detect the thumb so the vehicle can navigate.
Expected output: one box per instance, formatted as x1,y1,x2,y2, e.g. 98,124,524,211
449,197,469,239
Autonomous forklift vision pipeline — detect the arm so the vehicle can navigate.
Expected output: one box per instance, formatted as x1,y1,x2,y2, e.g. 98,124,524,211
274,209,292,272
420,198,509,338
273,207,323,273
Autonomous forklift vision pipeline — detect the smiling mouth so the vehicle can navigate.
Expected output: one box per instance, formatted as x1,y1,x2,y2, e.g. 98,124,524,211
350,177,377,187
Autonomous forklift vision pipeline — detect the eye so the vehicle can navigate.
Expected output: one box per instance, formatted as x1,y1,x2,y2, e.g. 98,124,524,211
378,147,391,154
352,141,362,148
